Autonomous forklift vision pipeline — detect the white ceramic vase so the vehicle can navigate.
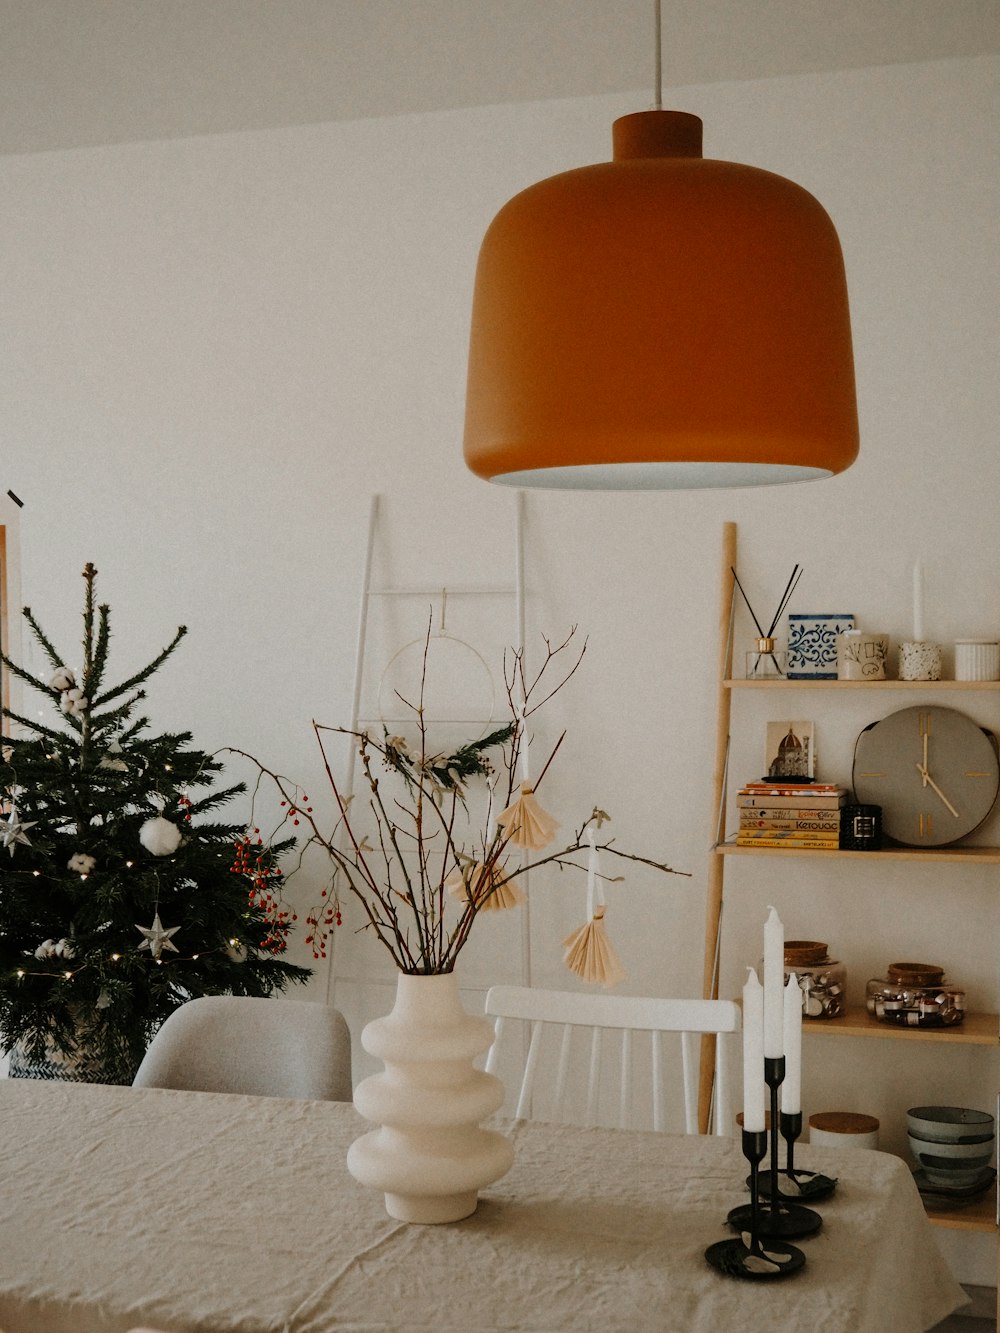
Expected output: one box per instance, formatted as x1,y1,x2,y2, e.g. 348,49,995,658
347,971,513,1223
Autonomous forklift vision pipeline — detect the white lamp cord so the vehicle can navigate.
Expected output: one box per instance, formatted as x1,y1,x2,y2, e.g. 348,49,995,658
653,0,663,110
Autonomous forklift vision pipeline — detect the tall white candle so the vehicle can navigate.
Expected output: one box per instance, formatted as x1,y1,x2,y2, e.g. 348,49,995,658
763,906,784,1059
782,973,802,1115
912,561,925,642
742,968,766,1132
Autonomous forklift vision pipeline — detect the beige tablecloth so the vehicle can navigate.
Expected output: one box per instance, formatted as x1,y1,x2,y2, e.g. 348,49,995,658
0,1080,966,1333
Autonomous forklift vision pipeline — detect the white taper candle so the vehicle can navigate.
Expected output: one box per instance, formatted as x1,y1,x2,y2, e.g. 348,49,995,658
763,905,784,1059
742,968,766,1132
913,560,925,643
782,972,802,1115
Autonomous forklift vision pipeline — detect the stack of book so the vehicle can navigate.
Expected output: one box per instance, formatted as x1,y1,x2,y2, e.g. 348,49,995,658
735,783,848,849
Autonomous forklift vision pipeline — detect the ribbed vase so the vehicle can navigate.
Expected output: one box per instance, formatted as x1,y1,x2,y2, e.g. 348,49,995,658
347,971,513,1223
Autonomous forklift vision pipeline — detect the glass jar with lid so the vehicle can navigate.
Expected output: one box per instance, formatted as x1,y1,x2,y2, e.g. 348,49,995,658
783,940,846,1019
865,961,965,1028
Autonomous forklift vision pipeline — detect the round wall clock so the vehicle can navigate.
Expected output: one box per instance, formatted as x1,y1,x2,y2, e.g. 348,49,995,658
853,705,1000,847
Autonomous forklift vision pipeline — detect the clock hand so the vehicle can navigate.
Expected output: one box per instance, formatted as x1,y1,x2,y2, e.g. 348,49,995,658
915,763,960,818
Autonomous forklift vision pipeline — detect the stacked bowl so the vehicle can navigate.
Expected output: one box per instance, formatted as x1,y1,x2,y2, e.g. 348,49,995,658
907,1105,995,1202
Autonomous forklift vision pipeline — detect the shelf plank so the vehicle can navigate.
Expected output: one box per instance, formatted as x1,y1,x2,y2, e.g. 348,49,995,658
725,678,1000,690
716,843,1000,864
802,1005,998,1046
924,1190,997,1232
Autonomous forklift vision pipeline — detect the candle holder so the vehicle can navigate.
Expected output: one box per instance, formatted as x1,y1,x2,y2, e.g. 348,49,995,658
898,640,942,681
754,1111,839,1204
730,1057,823,1238
706,1129,805,1280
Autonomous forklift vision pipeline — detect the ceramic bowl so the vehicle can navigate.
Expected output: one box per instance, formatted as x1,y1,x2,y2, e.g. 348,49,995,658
908,1134,993,1171
906,1105,994,1144
920,1163,996,1192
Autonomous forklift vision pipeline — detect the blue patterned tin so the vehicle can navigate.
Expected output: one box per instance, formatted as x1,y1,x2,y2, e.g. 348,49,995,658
787,613,855,678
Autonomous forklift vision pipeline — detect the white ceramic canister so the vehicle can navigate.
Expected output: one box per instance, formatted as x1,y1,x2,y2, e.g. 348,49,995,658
954,640,1000,682
808,1111,880,1150
837,630,889,681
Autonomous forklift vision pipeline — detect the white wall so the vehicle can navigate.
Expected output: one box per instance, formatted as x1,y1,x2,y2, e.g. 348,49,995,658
2,53,997,1281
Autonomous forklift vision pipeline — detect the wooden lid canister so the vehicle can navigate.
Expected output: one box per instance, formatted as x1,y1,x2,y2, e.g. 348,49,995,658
809,1111,880,1149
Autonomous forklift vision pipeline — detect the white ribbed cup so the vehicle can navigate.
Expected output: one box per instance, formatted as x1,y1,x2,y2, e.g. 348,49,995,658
954,640,1000,682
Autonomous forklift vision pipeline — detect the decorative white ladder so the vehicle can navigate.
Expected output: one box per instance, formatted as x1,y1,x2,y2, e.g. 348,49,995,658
322,491,531,1004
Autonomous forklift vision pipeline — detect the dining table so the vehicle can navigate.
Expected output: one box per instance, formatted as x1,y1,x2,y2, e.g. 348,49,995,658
0,1078,967,1333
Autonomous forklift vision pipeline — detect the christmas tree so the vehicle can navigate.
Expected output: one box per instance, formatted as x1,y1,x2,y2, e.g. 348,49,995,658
0,563,311,1083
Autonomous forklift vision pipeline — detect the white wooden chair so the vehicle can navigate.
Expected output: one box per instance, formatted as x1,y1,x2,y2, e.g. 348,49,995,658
483,985,740,1135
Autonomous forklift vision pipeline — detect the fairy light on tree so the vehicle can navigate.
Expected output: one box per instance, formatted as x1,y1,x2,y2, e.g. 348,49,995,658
0,563,310,1084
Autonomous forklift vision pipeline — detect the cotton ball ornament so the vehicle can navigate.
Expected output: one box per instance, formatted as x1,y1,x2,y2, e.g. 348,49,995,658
60,687,89,716
139,816,183,857
55,938,75,959
34,939,58,960
49,666,76,692
67,852,96,875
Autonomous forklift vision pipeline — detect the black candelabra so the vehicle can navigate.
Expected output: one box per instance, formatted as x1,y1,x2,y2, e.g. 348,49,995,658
706,1054,835,1280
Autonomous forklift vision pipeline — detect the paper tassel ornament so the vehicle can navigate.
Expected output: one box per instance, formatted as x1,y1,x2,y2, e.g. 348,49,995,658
496,782,558,850
477,872,526,912
563,906,626,988
562,827,625,987
446,861,525,912
445,863,474,903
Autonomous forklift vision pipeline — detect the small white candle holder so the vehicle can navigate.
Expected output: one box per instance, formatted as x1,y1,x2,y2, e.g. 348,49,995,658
898,640,942,681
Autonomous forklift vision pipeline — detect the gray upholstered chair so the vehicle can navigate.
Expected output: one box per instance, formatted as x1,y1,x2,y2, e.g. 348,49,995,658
132,995,353,1100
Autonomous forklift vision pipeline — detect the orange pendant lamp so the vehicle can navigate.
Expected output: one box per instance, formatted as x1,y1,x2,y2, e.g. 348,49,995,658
463,18,859,490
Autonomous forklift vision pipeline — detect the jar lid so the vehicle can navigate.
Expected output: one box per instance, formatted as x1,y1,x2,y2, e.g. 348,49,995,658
784,940,828,966
887,961,944,986
808,1111,879,1135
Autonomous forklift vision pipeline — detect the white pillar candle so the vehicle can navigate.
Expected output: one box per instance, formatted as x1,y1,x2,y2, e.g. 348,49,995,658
782,973,802,1115
763,906,784,1059
742,968,766,1132
912,561,925,642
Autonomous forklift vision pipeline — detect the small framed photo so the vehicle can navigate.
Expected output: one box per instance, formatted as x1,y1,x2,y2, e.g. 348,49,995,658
764,720,815,781
787,613,855,679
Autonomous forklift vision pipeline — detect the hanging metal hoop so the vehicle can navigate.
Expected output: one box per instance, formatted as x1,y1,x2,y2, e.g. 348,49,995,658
376,593,496,735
